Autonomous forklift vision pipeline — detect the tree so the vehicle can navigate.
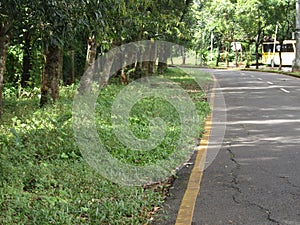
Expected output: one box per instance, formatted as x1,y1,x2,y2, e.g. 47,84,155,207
205,0,236,67
17,6,37,88
193,0,294,69
275,0,295,69
0,0,23,117
155,0,195,72
235,0,286,69
293,0,300,71
34,0,75,106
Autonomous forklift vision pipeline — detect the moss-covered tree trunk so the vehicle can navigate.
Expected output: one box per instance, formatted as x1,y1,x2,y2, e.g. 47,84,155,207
40,44,62,107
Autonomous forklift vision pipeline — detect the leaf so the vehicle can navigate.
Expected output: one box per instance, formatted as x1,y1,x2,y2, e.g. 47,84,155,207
60,152,69,159
10,127,20,145
81,207,89,212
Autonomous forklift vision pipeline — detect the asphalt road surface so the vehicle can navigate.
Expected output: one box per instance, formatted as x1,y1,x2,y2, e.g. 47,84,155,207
158,69,300,225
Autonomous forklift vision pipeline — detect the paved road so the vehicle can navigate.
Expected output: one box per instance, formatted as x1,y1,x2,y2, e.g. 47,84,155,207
158,69,300,225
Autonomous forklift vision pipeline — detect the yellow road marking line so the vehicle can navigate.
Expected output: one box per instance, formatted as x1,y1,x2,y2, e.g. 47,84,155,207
175,76,216,225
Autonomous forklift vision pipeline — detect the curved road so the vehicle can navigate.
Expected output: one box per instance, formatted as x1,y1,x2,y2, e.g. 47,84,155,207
159,69,300,225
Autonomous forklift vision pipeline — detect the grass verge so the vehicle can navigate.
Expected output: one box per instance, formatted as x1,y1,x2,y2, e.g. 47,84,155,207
0,68,211,224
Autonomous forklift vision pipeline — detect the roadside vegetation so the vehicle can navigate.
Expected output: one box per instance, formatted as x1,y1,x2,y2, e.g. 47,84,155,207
0,68,210,224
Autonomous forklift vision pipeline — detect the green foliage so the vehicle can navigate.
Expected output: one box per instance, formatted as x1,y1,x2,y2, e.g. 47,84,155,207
0,68,210,224
5,45,23,84
193,0,296,66
94,68,209,167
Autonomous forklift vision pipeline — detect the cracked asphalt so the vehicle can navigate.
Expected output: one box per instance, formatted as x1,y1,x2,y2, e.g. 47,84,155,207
156,69,300,225
193,70,300,225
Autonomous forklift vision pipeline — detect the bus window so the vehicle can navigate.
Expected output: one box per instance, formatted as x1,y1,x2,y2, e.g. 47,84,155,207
281,44,294,52
263,43,280,52
263,44,273,52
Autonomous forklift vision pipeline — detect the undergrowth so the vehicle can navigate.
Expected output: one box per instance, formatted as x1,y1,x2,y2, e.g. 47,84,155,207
0,68,211,224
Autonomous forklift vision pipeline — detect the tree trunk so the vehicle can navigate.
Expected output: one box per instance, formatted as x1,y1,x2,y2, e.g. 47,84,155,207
134,61,143,79
235,50,239,67
158,46,170,74
40,44,62,107
226,44,229,68
233,41,239,67
99,51,115,88
66,48,76,85
142,61,150,76
121,54,136,85
120,69,128,85
278,40,283,70
181,46,186,65
240,46,243,66
85,36,97,71
148,60,156,75
119,52,129,84
0,35,10,118
170,54,174,65
157,62,168,74
21,30,31,87
70,48,75,84
216,50,221,67
216,41,221,67
255,43,260,69
148,40,157,75
279,51,282,70
78,36,98,94
255,24,262,69
134,44,144,78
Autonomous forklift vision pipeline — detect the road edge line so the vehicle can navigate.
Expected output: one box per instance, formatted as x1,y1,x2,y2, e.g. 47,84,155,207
175,75,216,225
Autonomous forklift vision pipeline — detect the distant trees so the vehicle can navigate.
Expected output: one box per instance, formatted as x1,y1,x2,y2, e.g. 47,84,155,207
193,0,296,68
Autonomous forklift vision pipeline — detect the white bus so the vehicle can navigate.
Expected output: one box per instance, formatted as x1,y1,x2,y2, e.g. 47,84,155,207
262,40,296,66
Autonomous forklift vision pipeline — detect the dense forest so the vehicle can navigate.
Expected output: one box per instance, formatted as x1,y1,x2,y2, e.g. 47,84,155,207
0,0,297,224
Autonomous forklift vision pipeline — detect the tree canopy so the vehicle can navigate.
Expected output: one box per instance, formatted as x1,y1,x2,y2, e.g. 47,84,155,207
0,0,297,115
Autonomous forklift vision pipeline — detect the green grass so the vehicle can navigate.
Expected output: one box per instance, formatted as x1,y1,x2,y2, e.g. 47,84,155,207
0,68,211,224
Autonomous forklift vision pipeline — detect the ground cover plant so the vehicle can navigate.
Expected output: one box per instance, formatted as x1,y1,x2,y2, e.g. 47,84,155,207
0,68,210,224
